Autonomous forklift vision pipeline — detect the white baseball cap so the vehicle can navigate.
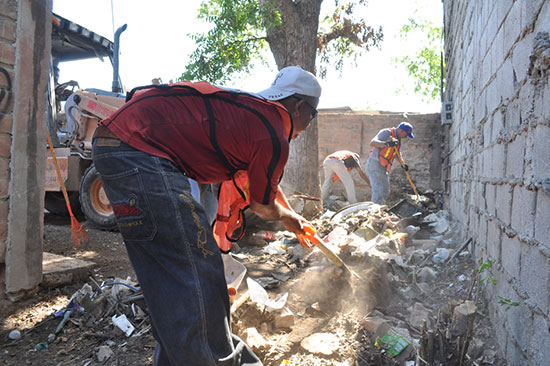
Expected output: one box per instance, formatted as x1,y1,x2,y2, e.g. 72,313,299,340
258,66,322,101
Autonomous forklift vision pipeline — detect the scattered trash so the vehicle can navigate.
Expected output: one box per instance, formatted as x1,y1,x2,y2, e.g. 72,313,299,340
8,330,21,340
432,247,450,263
375,328,410,357
246,277,288,312
47,333,55,343
35,342,48,351
97,345,114,362
222,253,247,292
112,314,135,337
263,241,287,255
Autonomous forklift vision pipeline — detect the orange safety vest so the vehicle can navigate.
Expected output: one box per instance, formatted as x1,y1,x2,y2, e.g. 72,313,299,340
375,128,400,173
213,171,250,252
210,101,292,253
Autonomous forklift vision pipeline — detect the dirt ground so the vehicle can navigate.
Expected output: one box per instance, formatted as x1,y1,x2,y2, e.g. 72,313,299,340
1,199,506,366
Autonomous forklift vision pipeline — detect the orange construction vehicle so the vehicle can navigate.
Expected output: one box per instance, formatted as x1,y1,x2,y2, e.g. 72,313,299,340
45,13,126,229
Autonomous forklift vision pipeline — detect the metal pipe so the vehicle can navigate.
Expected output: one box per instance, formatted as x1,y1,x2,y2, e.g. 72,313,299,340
112,24,127,93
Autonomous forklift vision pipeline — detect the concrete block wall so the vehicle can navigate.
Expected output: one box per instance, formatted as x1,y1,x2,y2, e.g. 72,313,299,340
0,0,17,298
444,0,550,364
317,110,442,201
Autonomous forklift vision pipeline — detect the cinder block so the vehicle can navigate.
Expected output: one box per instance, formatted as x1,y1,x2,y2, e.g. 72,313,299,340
485,183,497,216
498,59,516,102
535,190,550,245
532,125,550,176
502,1,521,54
506,134,525,179
505,335,528,366
492,143,506,179
501,235,521,279
523,0,547,30
511,33,535,82
520,244,550,312
486,220,502,261
479,216,489,253
492,111,505,143
486,80,501,115
495,184,512,226
511,186,536,237
529,314,550,365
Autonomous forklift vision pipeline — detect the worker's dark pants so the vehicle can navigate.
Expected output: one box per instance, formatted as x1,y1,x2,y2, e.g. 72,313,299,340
92,138,262,366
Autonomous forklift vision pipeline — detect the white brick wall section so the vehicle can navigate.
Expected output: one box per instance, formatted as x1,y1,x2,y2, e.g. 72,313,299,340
501,234,521,279
535,190,550,246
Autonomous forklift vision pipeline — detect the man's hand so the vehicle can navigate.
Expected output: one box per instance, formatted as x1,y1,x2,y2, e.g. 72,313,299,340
403,164,409,171
385,139,399,147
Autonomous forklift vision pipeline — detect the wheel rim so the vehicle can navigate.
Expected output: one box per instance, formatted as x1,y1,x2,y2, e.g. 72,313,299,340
90,178,113,216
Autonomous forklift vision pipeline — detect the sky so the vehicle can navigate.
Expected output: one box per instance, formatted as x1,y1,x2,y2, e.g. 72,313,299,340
52,0,443,112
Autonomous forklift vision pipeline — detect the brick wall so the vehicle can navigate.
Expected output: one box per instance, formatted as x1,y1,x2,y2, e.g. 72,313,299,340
444,1,550,364
0,1,17,278
317,110,442,201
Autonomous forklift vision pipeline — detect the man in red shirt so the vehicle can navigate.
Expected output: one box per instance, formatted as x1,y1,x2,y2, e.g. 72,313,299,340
92,66,321,366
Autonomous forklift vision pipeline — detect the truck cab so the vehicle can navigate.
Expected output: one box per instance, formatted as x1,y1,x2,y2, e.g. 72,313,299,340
45,13,126,230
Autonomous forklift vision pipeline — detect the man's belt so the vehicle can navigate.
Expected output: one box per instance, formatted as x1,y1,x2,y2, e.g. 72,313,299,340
93,125,119,140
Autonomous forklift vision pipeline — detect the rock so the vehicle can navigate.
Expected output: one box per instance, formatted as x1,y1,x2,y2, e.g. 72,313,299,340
416,267,437,283
243,328,267,350
416,282,431,294
361,316,390,335
47,333,56,343
273,308,294,329
8,330,21,340
97,345,114,362
408,302,432,330
300,333,339,355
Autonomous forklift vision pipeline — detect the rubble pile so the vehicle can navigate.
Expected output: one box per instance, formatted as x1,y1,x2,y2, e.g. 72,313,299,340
2,194,505,365
228,194,504,365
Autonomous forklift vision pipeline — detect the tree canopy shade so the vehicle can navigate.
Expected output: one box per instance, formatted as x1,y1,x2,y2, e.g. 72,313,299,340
180,0,383,82
180,0,383,213
395,17,444,101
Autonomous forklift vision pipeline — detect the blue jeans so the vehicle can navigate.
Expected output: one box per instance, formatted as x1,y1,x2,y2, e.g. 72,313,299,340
366,159,389,204
92,138,262,366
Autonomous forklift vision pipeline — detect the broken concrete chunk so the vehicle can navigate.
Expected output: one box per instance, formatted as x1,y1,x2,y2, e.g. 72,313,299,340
273,307,295,329
244,327,267,350
361,316,390,335
97,345,114,362
300,332,340,355
408,302,432,330
416,267,437,283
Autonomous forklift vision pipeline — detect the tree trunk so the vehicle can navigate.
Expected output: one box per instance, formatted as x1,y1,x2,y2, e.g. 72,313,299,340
262,0,323,216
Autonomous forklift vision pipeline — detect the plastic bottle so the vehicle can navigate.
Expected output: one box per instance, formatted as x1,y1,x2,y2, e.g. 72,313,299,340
251,230,276,241
432,247,450,263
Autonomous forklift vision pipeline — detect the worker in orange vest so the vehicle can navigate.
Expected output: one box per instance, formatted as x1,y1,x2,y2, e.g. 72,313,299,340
321,150,370,205
366,122,414,204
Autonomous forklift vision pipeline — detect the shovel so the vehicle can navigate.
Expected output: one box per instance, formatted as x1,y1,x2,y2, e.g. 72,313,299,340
395,149,420,200
298,224,361,280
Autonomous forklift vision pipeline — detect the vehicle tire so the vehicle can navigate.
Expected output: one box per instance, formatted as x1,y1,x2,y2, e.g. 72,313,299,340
45,191,83,216
80,164,118,230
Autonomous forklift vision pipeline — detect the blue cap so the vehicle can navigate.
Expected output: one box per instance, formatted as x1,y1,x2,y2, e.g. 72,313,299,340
398,122,414,138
